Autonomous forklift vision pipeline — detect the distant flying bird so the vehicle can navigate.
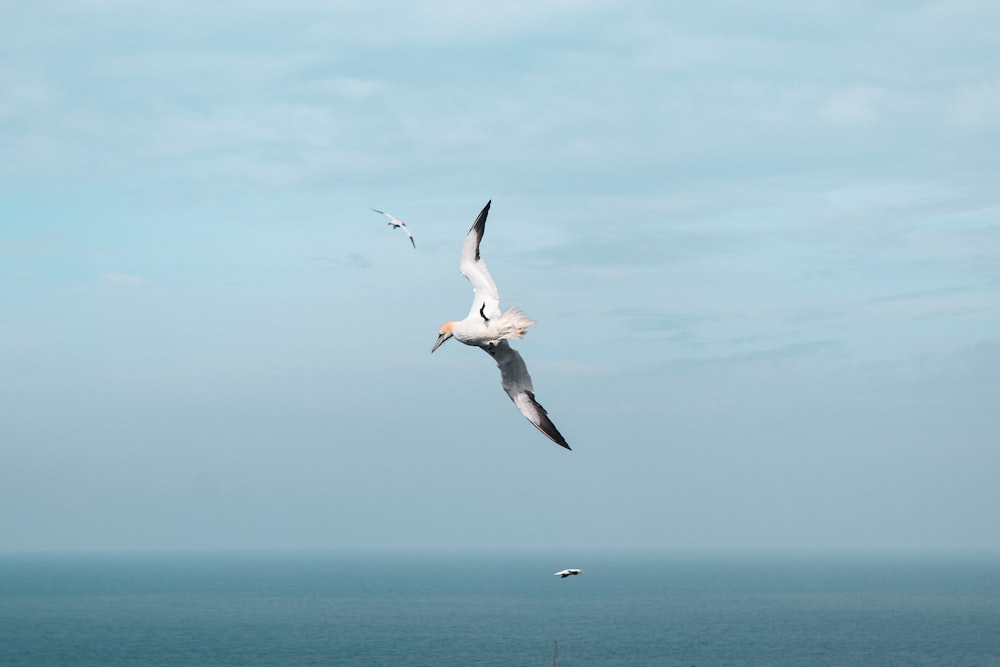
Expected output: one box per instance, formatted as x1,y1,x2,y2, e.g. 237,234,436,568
554,569,583,578
371,208,416,248
431,200,570,450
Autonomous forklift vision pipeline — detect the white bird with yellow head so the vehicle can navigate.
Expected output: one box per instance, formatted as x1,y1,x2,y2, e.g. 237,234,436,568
432,200,570,450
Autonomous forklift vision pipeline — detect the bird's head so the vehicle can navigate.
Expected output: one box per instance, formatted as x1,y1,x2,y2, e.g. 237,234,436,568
432,322,454,353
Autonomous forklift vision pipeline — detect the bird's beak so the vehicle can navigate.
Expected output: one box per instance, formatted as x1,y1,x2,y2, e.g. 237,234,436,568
431,331,452,353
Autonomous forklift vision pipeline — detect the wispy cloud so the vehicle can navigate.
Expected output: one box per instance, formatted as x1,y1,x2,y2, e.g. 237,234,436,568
819,87,884,125
311,76,386,99
652,340,844,376
304,253,372,270
100,272,150,288
952,83,1000,128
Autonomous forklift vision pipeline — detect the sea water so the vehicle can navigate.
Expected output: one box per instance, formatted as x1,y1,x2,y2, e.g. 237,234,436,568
2,551,999,666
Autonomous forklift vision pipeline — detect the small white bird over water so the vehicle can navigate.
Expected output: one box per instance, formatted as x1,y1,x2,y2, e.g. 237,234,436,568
554,569,583,578
432,200,570,450
371,208,416,248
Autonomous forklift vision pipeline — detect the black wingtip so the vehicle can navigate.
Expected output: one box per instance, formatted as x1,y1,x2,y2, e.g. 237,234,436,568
470,200,491,260
547,428,571,450
524,391,570,450
473,201,491,228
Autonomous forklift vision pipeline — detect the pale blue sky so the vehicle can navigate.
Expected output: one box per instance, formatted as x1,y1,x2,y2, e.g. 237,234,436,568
2,1,999,553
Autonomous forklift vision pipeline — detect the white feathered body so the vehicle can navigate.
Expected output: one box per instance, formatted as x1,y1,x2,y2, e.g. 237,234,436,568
452,306,535,348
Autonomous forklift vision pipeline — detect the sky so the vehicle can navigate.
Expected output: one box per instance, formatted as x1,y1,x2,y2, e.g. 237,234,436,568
2,0,999,555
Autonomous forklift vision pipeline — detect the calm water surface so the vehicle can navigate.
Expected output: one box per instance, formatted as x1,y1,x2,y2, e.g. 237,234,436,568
2,551,999,666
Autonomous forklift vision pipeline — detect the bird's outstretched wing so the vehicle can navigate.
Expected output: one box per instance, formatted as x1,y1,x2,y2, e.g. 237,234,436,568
460,200,501,320
400,225,416,248
485,341,569,449
371,207,393,221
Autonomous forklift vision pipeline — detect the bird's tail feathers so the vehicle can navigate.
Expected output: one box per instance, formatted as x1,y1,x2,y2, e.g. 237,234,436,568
494,307,536,340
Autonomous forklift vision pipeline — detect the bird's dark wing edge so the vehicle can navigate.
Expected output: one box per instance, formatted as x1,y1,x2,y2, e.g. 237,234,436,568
469,200,491,261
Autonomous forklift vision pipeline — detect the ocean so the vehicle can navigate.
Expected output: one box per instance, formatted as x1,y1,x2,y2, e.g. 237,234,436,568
1,551,998,666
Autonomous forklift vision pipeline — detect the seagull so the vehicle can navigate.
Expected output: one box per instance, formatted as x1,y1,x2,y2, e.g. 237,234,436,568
554,569,583,578
371,208,416,248
431,200,570,450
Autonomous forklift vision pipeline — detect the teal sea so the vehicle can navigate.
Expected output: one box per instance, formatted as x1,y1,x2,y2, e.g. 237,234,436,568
2,551,999,666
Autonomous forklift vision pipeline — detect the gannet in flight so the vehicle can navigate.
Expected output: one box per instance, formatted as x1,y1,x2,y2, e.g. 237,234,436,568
432,200,570,450
371,208,415,248
554,569,583,578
